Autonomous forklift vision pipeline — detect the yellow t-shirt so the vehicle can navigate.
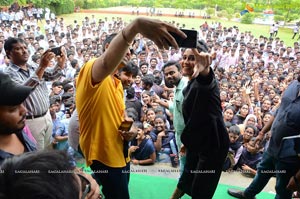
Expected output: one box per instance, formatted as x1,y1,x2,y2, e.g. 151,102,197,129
76,59,127,167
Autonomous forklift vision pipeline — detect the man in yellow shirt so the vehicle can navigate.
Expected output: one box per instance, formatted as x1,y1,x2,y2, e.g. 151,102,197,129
76,17,186,199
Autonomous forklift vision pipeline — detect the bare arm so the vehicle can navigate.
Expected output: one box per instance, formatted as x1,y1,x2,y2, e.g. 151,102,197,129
154,135,163,152
255,115,274,146
36,48,66,80
91,17,186,84
137,152,156,165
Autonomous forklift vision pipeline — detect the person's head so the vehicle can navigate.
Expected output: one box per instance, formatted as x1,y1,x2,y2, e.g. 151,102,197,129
154,114,166,132
181,40,208,78
0,73,32,135
262,99,272,112
262,112,272,125
71,59,79,69
139,62,149,76
223,106,235,122
103,33,131,67
0,150,89,199
246,137,260,154
244,114,257,126
243,125,257,143
4,37,29,66
149,58,158,69
141,74,154,91
117,61,138,89
51,81,63,95
224,121,232,132
162,61,182,88
228,125,240,143
146,108,156,124
239,104,249,117
134,72,142,85
132,121,145,140
63,83,74,94
141,90,152,106
126,107,138,121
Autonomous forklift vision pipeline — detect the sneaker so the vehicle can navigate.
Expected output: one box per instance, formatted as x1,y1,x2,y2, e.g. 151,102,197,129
227,189,256,199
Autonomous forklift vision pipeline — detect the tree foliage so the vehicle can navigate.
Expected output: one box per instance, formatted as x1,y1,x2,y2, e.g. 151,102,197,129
241,13,254,24
3,0,299,18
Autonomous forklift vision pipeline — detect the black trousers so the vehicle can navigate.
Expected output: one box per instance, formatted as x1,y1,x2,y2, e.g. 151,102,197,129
177,148,227,199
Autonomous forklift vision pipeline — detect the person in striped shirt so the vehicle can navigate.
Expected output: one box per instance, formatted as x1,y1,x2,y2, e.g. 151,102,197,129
4,37,66,150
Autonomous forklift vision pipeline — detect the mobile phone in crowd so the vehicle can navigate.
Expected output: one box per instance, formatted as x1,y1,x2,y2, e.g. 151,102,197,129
168,29,198,48
51,46,62,56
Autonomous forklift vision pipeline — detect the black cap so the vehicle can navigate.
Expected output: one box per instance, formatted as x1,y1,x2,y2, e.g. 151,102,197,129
0,72,33,106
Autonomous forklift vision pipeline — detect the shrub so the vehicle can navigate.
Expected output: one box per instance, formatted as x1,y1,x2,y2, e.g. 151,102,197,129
74,0,84,8
53,0,75,15
241,13,254,24
206,8,215,17
274,15,285,22
217,10,228,18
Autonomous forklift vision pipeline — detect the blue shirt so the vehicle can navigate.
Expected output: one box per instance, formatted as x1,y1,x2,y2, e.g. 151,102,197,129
131,138,155,161
0,131,37,165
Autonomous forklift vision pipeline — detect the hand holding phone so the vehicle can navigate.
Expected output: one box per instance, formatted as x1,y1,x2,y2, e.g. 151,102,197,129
168,29,197,48
50,46,62,56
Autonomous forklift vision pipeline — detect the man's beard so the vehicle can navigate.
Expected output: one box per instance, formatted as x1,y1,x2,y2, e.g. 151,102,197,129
0,124,24,135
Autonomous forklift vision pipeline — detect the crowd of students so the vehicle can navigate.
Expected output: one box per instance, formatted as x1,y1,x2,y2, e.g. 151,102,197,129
0,5,300,198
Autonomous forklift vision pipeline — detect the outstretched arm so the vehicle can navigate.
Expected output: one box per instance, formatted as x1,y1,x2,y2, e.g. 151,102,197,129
91,17,186,84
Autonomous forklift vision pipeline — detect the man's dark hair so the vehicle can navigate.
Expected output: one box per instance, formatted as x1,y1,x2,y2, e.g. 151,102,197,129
162,61,181,73
63,84,73,93
141,74,154,87
71,59,78,68
4,37,25,58
126,87,135,99
0,150,79,199
31,54,40,62
52,81,63,88
119,61,139,77
196,40,209,53
103,33,117,52
139,62,148,68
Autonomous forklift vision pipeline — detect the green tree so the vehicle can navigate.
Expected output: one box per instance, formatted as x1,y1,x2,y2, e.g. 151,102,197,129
241,13,254,24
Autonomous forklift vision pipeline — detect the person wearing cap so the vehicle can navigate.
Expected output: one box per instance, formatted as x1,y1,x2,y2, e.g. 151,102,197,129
4,37,66,150
0,72,36,164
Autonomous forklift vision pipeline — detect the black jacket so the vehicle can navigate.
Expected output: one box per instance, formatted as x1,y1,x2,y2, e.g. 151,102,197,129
181,68,229,152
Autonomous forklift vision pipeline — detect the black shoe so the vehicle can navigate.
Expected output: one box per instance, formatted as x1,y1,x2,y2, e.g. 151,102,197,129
227,189,256,199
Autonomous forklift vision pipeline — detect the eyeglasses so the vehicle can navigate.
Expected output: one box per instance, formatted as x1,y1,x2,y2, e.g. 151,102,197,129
77,173,91,199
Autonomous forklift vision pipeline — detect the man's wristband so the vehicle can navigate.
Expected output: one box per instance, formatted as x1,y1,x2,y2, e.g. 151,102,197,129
138,160,140,165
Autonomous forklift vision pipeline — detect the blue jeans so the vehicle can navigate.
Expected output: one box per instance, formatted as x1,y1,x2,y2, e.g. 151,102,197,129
244,152,300,199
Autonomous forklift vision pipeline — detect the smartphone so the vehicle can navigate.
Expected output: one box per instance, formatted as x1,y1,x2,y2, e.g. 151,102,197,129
51,46,62,56
118,121,133,131
168,29,197,48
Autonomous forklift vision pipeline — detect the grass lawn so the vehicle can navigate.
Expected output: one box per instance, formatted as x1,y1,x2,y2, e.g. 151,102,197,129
59,7,297,46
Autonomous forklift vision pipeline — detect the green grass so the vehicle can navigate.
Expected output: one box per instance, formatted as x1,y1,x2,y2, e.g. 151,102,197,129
57,7,296,46
130,173,275,199
76,161,275,199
